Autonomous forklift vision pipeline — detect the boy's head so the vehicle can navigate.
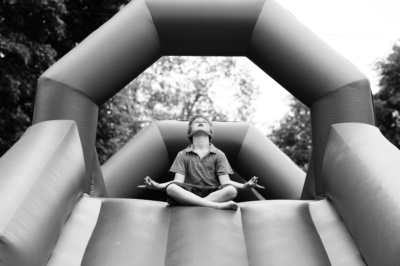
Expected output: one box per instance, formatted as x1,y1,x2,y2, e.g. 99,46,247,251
187,114,213,143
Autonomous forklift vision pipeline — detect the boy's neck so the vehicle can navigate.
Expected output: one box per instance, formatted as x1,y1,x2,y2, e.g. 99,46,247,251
192,134,210,150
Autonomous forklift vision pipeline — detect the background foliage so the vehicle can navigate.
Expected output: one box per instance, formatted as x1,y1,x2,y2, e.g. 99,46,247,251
0,0,129,156
373,44,400,149
0,0,67,155
268,97,311,171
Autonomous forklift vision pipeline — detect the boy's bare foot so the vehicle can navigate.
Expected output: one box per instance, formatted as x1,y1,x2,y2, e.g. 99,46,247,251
215,201,238,210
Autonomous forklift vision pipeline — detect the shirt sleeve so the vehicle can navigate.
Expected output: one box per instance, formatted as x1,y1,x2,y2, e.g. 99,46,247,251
169,151,186,176
216,151,234,176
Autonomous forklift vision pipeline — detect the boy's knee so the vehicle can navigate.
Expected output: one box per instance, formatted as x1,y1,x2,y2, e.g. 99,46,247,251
223,185,238,199
166,183,179,196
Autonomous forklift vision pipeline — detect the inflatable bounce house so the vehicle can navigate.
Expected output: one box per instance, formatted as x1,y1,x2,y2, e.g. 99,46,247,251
1,0,399,265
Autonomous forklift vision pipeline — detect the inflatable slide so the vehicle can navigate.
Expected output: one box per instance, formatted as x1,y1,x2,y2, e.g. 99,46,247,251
1,0,400,265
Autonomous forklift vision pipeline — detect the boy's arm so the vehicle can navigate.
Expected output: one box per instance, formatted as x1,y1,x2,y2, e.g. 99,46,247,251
138,174,185,190
218,175,265,190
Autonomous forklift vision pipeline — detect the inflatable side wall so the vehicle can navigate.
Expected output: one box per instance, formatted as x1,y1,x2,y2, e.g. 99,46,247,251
323,123,400,265
0,121,85,265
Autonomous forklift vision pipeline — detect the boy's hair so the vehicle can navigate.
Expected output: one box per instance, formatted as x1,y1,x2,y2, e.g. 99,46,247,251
187,114,214,143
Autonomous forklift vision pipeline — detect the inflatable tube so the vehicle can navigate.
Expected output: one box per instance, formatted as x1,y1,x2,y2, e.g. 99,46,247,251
33,79,101,195
323,123,400,266
0,120,85,266
102,121,306,200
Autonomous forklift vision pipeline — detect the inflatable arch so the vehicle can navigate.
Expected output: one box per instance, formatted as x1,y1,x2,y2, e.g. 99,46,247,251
2,0,400,265
32,0,375,198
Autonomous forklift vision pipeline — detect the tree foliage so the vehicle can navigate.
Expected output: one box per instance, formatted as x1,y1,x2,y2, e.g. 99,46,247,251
374,43,400,148
0,0,130,157
0,0,67,155
268,97,312,171
96,56,260,163
57,0,128,57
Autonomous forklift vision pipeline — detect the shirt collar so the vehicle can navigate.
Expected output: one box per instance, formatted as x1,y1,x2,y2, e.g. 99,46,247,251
185,143,217,154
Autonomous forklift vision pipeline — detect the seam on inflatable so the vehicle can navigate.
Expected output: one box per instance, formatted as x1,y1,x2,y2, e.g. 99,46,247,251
154,120,173,163
0,122,75,234
38,77,99,106
234,124,251,167
310,78,370,108
47,196,102,266
245,0,268,56
143,0,164,55
238,208,251,266
307,201,328,257
321,128,350,200
369,91,377,125
306,201,331,263
79,197,103,265
163,206,173,266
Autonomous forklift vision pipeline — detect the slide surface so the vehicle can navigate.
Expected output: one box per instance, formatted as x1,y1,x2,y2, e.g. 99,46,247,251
47,196,365,266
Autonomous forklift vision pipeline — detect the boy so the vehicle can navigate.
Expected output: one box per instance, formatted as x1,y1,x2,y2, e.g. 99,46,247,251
139,115,264,210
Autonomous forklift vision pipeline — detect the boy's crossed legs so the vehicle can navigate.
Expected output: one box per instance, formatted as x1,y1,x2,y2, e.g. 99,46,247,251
166,183,238,210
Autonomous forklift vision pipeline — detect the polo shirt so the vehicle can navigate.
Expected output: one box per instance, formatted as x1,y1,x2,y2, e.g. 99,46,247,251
170,144,234,187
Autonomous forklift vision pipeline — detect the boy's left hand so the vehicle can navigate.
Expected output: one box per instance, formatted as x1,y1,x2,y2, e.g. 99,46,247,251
138,176,160,190
244,176,265,190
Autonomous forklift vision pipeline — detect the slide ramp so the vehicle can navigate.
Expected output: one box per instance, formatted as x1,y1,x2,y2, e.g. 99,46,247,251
48,197,364,266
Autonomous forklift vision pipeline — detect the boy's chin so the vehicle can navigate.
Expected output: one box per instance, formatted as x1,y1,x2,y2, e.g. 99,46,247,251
192,128,211,136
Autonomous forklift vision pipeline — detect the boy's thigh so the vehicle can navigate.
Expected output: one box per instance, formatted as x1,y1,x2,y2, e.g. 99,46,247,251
166,183,238,206
215,184,239,201
166,183,204,206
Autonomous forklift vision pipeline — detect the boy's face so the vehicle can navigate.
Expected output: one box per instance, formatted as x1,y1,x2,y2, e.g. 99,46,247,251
191,117,211,136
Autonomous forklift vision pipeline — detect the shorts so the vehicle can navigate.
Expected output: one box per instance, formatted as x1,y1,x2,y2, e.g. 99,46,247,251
165,182,239,206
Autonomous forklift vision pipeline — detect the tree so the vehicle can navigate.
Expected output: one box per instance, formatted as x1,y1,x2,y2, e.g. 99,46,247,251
0,0,132,157
374,43,400,148
57,0,129,57
0,0,67,155
96,82,143,163
268,96,312,171
96,56,261,163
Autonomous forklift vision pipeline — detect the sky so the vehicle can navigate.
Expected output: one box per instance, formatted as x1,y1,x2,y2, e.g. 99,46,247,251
246,0,400,133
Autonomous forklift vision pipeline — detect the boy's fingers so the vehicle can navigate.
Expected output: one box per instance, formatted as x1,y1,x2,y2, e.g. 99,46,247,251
256,184,265,189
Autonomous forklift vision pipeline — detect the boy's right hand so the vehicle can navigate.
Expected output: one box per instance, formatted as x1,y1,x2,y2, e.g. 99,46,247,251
138,176,160,190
